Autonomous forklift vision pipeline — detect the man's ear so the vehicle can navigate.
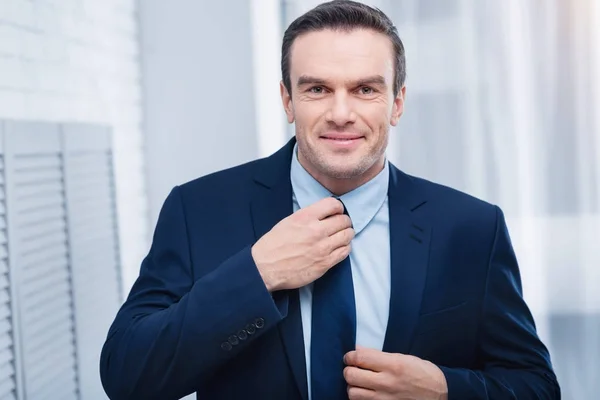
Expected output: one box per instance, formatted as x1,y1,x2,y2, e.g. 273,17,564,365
390,86,406,126
280,81,295,123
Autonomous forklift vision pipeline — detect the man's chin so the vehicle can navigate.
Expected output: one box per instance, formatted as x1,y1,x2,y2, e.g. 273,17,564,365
317,163,366,180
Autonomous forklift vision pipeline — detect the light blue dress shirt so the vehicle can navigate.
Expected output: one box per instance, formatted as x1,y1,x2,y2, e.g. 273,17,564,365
290,144,391,399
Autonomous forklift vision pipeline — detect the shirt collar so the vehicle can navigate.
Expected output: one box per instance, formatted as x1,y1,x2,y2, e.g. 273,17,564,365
290,143,389,235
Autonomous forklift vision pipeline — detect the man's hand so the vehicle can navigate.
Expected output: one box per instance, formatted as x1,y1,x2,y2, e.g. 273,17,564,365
343,346,448,400
252,197,354,292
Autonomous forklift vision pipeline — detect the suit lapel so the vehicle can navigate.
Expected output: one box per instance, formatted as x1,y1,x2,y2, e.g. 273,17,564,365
382,164,431,355
250,138,308,400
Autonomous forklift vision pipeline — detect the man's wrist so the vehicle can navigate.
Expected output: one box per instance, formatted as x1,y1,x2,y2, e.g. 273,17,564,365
438,371,448,400
429,362,448,400
251,245,276,292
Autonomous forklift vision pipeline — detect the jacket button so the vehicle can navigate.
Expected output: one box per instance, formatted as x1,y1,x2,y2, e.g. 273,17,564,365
245,324,256,335
228,335,239,346
221,342,232,351
237,330,248,341
255,318,265,329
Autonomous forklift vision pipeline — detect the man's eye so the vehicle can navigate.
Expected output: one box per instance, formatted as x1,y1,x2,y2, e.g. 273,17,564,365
309,86,324,94
359,86,374,95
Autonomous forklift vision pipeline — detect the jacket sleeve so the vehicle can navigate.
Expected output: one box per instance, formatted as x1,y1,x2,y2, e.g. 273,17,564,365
439,206,561,399
100,186,286,400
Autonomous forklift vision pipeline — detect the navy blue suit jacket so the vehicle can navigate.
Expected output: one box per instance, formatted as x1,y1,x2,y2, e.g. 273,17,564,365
100,138,559,399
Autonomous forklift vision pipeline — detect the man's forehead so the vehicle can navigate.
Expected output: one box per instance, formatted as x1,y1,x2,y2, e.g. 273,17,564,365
291,28,392,53
289,29,395,82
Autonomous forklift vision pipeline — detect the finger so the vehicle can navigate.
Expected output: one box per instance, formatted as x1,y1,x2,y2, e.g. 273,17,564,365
343,366,382,390
325,227,355,250
325,243,351,268
344,347,395,372
320,214,353,236
304,197,344,220
347,385,376,400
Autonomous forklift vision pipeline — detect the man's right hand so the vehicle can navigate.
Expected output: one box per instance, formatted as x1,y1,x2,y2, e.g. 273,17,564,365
251,197,354,292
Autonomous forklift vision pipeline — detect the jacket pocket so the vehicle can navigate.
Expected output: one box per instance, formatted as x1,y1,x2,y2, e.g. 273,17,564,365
414,301,474,335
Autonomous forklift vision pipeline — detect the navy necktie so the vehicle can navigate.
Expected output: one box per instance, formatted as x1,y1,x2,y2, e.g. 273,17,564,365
310,198,356,400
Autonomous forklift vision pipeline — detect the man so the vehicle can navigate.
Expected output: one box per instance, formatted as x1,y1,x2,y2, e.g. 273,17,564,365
100,1,560,399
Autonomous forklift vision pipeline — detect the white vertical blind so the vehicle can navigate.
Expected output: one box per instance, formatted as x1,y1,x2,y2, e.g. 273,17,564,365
0,126,17,400
4,122,78,400
63,124,122,400
0,120,124,400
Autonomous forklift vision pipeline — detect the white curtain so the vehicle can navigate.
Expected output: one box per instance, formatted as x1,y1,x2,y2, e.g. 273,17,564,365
283,0,600,398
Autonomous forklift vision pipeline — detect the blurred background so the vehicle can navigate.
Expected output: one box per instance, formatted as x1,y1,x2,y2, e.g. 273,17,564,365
0,0,597,399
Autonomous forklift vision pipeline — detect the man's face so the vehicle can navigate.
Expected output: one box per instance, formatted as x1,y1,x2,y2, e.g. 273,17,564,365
281,28,405,184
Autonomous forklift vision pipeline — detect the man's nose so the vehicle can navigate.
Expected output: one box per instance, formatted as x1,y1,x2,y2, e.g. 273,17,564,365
325,92,356,126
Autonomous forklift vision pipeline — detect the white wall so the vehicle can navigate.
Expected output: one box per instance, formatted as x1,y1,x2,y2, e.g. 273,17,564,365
0,0,149,292
139,0,263,226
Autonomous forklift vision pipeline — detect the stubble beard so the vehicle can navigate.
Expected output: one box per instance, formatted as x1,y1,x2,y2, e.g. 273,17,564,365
296,126,388,181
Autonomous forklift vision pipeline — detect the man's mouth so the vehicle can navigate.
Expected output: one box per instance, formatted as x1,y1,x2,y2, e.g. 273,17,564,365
319,134,365,148
320,133,364,141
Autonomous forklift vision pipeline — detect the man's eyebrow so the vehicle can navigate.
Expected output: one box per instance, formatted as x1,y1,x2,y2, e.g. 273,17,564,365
354,75,387,87
296,75,387,87
297,75,328,86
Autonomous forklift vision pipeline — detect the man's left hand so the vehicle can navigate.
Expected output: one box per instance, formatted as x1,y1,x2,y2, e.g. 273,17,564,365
343,346,448,400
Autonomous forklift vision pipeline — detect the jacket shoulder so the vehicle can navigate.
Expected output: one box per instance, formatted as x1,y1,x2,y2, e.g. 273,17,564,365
407,173,499,226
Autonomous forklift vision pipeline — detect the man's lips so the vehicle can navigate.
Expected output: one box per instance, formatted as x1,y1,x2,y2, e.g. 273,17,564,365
319,134,365,150
320,133,364,140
